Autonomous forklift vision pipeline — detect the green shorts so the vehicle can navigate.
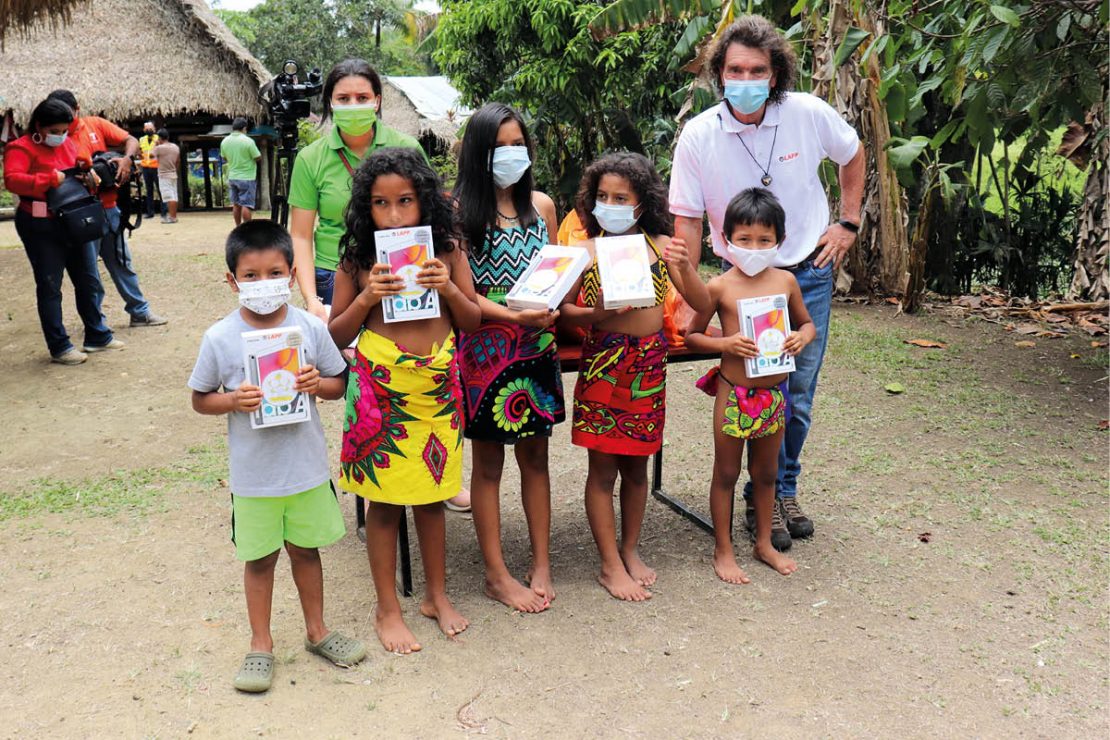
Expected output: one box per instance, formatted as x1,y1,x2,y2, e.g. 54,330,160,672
231,481,345,562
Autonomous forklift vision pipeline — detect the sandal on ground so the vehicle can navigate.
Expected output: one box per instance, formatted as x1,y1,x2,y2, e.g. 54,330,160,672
305,631,366,667
233,651,274,693
445,487,471,512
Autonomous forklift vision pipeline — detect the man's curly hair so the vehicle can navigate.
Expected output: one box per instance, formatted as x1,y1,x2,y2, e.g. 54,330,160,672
575,151,673,239
339,147,456,273
708,15,797,106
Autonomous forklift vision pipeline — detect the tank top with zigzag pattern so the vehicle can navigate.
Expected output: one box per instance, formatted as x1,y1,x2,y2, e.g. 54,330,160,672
469,218,548,306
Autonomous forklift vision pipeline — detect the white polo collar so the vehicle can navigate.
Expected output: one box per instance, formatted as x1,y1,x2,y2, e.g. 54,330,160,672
715,100,782,134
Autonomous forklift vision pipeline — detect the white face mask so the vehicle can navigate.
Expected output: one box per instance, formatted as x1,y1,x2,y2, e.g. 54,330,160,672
490,145,531,189
725,241,780,276
592,202,639,234
236,277,291,315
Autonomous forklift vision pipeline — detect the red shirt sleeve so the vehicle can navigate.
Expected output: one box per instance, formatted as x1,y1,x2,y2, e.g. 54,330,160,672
89,116,130,148
2,139,59,199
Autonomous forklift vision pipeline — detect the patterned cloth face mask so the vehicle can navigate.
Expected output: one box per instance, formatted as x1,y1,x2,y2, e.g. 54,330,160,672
237,277,292,315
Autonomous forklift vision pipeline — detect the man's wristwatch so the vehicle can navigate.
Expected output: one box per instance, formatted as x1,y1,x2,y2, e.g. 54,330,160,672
837,219,860,233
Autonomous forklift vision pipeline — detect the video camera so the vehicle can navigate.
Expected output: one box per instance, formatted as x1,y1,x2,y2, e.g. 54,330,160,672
259,60,323,227
90,151,144,233
260,60,323,142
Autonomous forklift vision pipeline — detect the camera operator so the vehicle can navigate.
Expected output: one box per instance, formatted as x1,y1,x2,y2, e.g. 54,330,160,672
287,58,426,320
47,89,167,328
3,97,120,365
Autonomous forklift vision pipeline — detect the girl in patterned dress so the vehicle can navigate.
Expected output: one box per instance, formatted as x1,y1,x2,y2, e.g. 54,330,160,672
329,148,481,654
453,103,563,613
559,153,710,601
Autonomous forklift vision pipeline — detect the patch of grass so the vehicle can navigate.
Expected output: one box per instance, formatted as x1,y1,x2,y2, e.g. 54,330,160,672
0,443,225,522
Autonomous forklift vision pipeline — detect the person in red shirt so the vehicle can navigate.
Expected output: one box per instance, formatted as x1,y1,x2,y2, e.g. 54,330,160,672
3,98,121,364
48,89,167,327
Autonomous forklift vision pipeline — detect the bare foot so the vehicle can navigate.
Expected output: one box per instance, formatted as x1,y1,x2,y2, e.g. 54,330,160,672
620,549,656,587
526,564,556,602
713,548,751,585
420,595,469,638
374,608,422,654
597,562,651,602
485,574,550,613
753,542,797,575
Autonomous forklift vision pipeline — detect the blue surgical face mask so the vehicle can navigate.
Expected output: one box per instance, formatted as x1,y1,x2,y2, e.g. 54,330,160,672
592,202,639,235
43,132,68,148
723,78,771,115
491,145,531,189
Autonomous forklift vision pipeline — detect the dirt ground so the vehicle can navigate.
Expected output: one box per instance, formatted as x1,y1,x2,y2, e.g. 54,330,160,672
0,212,1106,738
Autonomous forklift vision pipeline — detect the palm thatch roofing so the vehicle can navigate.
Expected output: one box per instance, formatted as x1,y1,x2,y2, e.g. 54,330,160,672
0,0,270,125
0,0,87,45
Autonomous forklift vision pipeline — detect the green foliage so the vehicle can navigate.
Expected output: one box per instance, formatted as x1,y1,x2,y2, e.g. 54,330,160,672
435,0,693,208
217,0,435,77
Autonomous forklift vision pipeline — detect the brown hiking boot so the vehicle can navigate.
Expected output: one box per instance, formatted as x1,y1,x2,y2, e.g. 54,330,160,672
745,496,792,551
781,496,815,539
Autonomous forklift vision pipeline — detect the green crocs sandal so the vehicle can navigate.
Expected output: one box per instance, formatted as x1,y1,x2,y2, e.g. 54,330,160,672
305,632,367,667
233,652,274,693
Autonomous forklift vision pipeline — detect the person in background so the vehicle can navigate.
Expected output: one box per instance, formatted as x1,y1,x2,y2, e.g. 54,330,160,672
47,90,167,328
3,98,122,364
152,128,180,224
138,122,163,218
221,117,261,226
287,58,425,317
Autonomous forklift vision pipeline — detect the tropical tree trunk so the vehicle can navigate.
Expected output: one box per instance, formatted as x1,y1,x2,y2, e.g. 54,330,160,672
1066,112,1109,301
810,0,909,297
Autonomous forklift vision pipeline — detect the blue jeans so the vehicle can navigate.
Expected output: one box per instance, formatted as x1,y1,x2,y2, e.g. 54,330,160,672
745,258,834,500
98,207,151,319
315,267,336,305
15,210,113,356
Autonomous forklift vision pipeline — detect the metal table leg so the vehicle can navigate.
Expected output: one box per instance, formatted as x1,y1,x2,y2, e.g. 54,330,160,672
649,446,718,535
398,508,413,597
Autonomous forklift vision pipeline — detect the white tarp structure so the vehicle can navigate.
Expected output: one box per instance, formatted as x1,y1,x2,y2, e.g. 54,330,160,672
384,76,471,125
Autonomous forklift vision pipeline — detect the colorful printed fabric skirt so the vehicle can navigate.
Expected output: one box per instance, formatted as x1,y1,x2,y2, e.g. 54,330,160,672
457,320,565,443
696,366,789,441
339,330,462,505
571,329,668,455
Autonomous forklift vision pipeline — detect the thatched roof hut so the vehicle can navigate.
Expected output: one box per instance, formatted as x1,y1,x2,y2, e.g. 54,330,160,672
0,0,86,44
0,0,269,125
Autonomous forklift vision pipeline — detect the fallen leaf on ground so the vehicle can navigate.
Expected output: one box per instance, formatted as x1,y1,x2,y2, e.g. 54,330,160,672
1011,323,1041,335
1091,341,1108,348
884,382,906,394
917,532,932,543
1014,340,1037,348
1045,314,1069,323
884,297,900,305
1070,353,1081,359
1035,331,1066,338
1099,420,1109,431
905,339,947,349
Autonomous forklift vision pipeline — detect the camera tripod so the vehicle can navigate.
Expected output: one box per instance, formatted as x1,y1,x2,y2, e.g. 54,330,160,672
269,124,299,227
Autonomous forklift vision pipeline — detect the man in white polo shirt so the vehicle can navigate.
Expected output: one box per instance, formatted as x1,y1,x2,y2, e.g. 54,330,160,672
670,15,865,552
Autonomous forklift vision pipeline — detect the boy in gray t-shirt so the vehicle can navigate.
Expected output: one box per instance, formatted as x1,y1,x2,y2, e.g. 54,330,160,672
188,221,365,692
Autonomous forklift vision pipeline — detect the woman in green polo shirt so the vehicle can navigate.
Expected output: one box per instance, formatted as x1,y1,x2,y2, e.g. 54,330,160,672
288,58,425,320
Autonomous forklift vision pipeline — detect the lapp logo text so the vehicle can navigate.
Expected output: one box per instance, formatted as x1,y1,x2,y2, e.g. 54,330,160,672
778,152,800,163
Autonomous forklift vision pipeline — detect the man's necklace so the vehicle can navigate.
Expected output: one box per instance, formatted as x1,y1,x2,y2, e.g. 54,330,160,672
734,126,778,187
